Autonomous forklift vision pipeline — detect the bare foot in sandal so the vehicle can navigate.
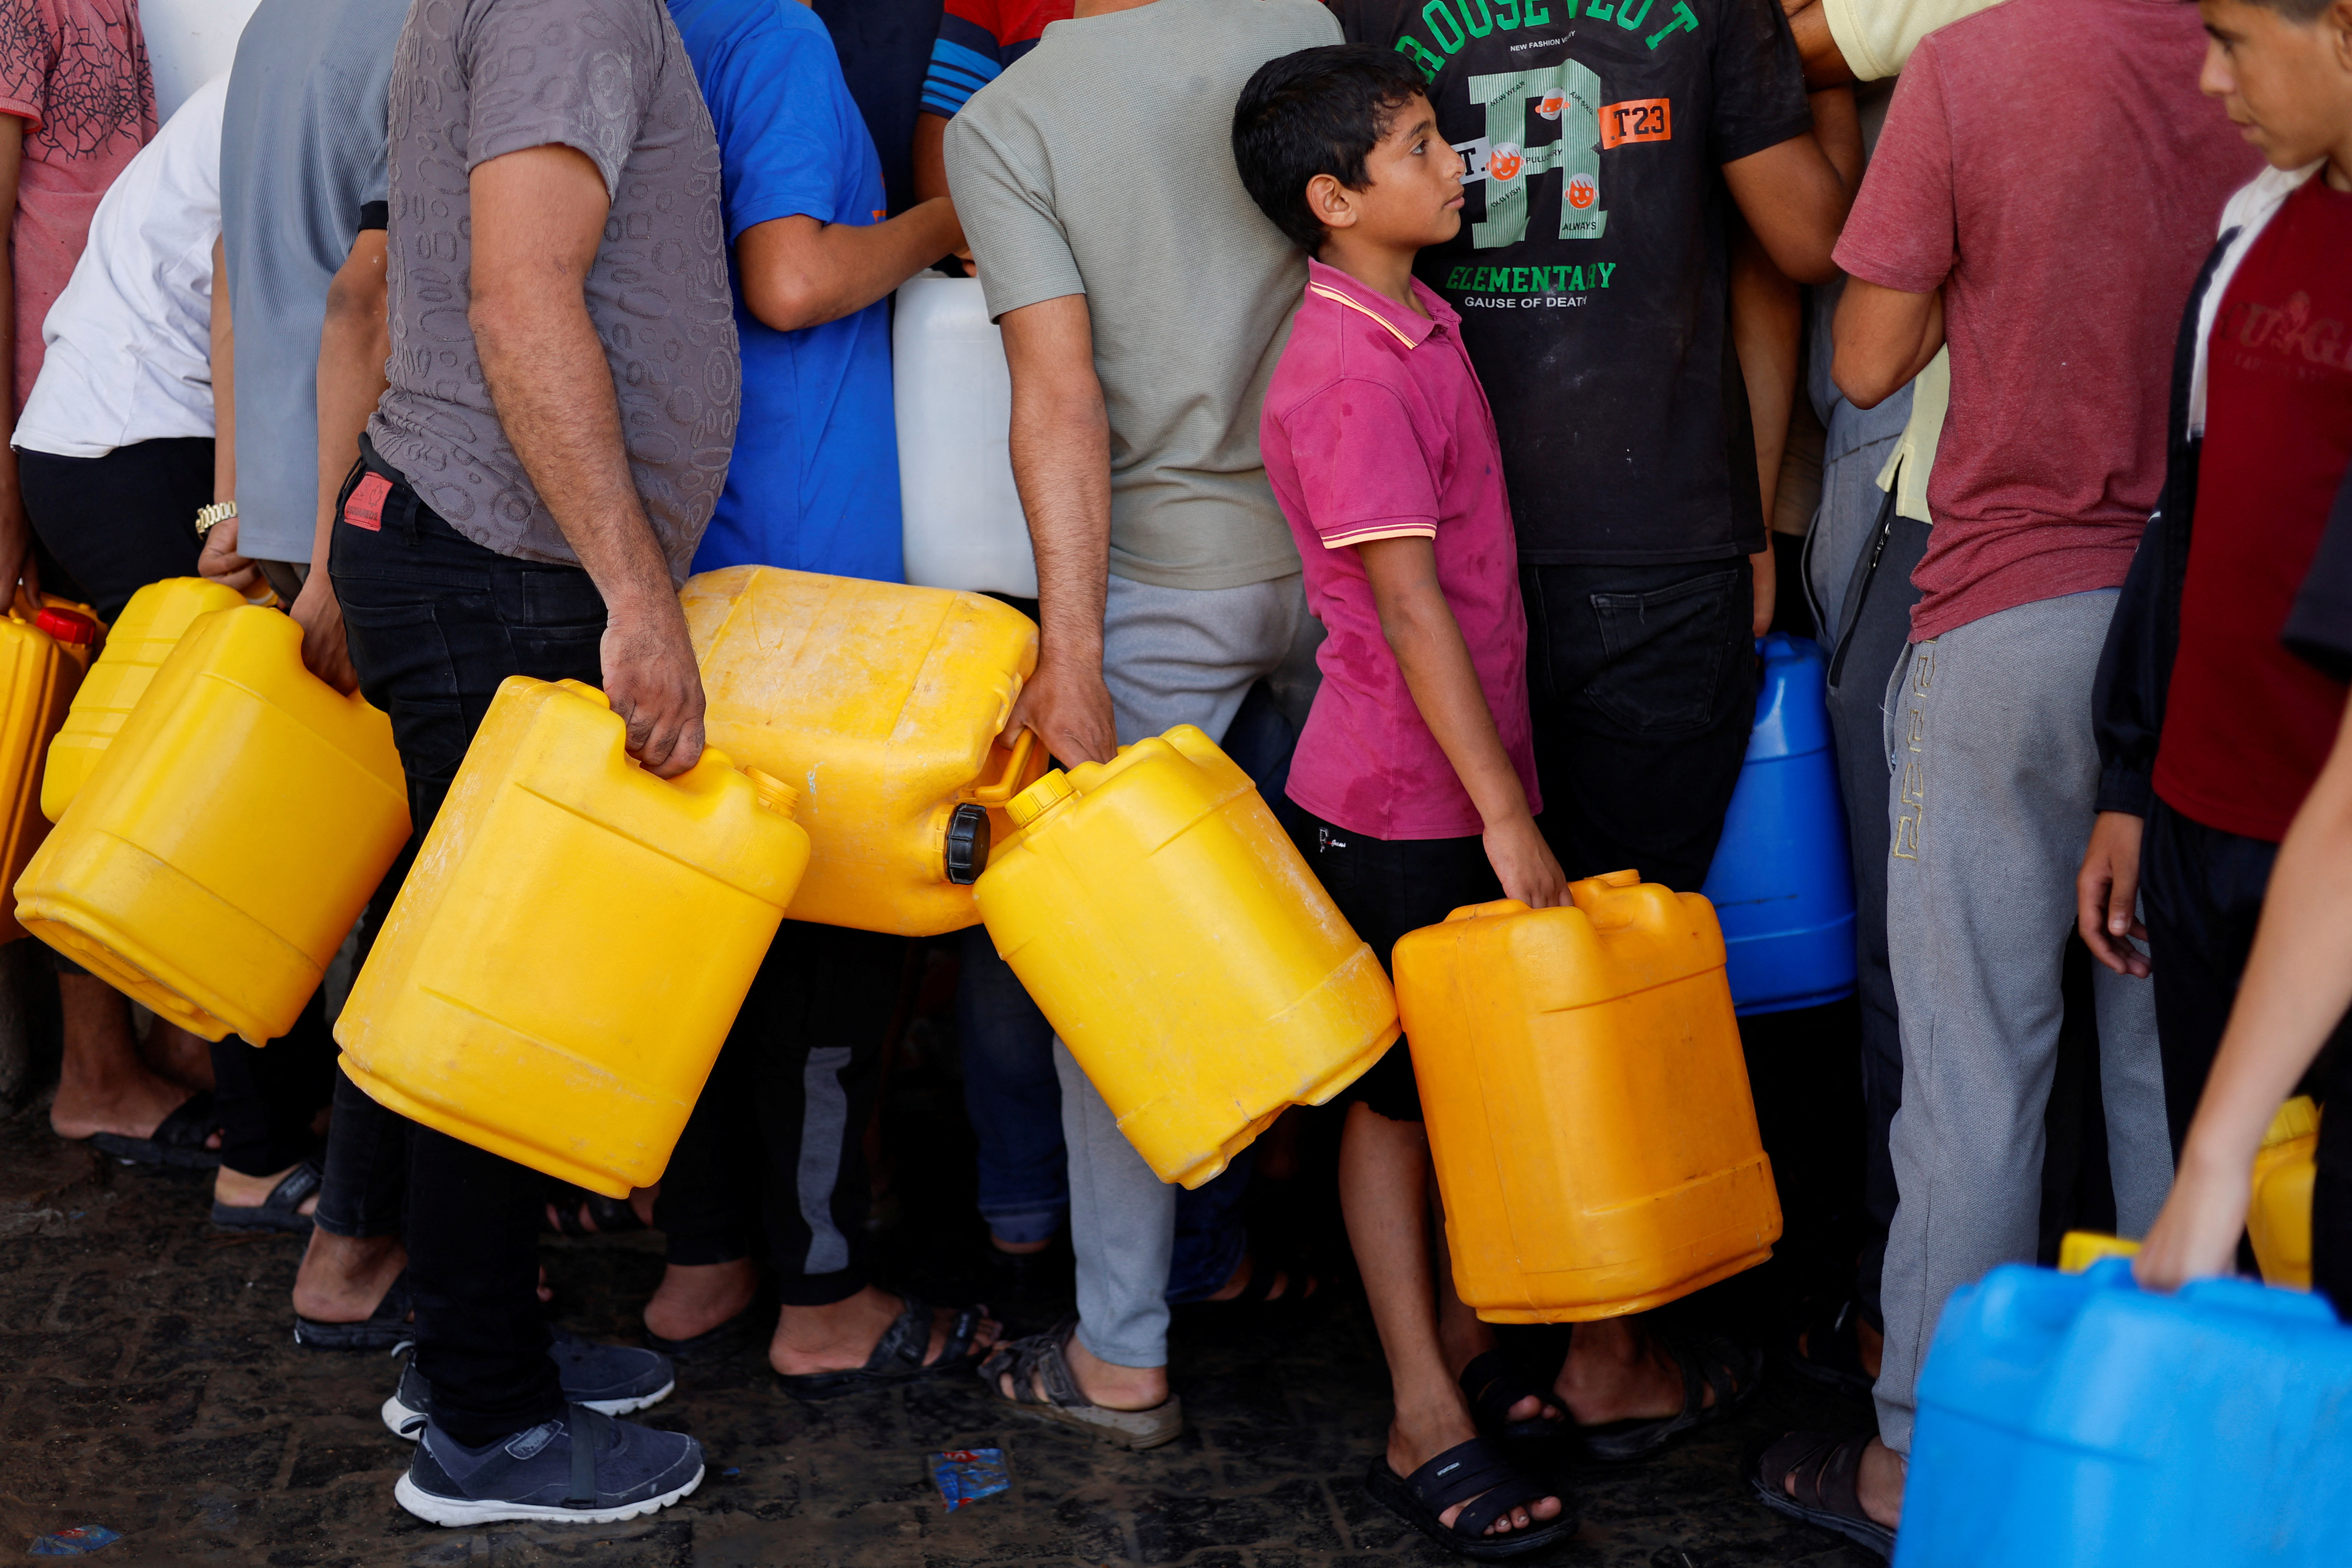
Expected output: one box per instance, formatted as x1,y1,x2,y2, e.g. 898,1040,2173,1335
770,1284,1000,1378
1386,1399,1564,1539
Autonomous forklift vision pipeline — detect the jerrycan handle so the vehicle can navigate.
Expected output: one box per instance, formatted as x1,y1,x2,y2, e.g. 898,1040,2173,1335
1444,899,1528,923
963,727,1041,807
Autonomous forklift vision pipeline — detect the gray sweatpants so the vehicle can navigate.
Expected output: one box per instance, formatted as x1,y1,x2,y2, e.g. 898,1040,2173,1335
1061,570,1317,1369
1872,589,2171,1452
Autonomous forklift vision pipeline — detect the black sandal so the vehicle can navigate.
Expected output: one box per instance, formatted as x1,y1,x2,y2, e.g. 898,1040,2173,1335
211,1160,322,1235
1361,1436,1575,1560
1782,1296,1877,1399
541,1181,649,1237
88,1092,220,1170
644,1298,767,1361
1748,1429,1895,1560
292,1268,415,1351
979,1316,1185,1449
775,1292,990,1400
1579,1332,1760,1462
1458,1349,1561,1442
1170,1252,1329,1338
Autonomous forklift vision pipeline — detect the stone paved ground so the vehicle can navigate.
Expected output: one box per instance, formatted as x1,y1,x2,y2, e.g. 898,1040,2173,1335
0,988,1885,1568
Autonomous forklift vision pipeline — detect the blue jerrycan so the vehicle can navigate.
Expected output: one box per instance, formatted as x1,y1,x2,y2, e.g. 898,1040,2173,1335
1699,633,1855,1013
1898,1260,2352,1568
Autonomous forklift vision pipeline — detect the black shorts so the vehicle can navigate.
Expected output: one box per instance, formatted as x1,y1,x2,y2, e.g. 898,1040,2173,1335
1279,799,1502,1124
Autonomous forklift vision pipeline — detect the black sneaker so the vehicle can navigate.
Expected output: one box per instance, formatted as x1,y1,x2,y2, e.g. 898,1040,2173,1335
383,1331,676,1440
395,1405,701,1526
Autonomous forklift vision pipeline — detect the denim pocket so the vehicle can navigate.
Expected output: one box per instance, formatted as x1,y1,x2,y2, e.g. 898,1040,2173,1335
336,599,468,783
1584,569,1743,735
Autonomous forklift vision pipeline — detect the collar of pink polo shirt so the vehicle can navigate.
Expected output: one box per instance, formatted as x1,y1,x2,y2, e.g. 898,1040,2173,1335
1302,258,1456,349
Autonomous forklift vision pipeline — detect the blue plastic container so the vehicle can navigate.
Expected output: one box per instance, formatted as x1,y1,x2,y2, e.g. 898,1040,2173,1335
1899,1260,2352,1568
1699,634,1855,1014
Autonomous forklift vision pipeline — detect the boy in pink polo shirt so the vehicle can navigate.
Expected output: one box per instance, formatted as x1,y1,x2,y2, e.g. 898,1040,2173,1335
1234,44,1571,1558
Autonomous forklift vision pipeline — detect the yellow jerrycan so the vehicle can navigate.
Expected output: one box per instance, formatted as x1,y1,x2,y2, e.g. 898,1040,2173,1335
680,564,1044,936
41,577,249,822
1394,871,1783,1322
2249,1096,2318,1290
973,723,1399,1188
337,677,812,1198
15,606,410,1042
0,597,98,942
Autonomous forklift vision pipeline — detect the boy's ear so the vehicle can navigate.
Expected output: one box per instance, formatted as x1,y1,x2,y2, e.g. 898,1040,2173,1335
1306,171,1359,234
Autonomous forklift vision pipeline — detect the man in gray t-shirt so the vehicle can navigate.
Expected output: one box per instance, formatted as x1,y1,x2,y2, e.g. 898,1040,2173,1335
218,0,407,585
944,0,1338,1445
335,0,736,1527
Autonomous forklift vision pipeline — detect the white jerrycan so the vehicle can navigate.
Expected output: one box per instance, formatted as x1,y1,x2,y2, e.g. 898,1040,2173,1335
893,274,1040,599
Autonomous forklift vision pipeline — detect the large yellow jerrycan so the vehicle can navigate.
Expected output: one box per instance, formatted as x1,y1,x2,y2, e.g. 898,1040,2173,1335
680,564,1044,936
1394,870,1783,1322
15,606,410,1042
974,723,1399,1188
41,577,249,822
337,677,812,1198
0,598,98,942
2249,1096,2318,1290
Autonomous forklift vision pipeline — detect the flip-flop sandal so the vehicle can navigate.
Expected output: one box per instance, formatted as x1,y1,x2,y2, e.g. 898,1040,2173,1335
978,1315,1184,1450
211,1160,323,1234
1748,1430,1895,1560
1361,1435,1576,1560
292,1269,415,1351
1579,1332,1762,1462
774,1292,991,1400
541,1181,649,1237
1782,1296,1877,1399
88,1092,220,1170
1458,1349,1563,1442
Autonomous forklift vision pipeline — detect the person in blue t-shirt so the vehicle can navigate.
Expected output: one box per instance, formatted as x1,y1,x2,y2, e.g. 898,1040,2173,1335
656,0,998,1399
672,0,964,583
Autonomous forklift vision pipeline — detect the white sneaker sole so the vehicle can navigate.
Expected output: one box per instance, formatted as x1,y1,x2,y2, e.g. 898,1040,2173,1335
393,1463,702,1526
382,1378,677,1441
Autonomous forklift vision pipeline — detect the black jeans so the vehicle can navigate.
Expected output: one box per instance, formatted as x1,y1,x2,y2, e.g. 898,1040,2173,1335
1277,799,1502,1124
207,989,338,1179
1520,557,1757,892
654,921,913,1303
1821,498,1930,1330
19,437,211,621
329,440,610,1445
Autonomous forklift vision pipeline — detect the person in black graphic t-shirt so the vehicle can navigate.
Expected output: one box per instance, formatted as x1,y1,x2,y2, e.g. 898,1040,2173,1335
1333,0,1859,1461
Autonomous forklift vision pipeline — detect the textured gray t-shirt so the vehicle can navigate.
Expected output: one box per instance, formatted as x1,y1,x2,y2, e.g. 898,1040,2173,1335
944,0,1339,591
221,0,407,564
368,0,739,579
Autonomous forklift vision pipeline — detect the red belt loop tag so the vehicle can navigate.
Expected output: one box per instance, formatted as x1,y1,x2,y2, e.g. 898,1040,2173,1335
345,473,392,532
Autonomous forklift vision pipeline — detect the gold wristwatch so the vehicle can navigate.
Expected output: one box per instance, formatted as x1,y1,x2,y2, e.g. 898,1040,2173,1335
195,500,238,537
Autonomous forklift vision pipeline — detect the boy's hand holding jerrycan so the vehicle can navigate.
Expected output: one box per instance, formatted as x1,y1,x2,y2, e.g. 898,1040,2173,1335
1395,871,1783,1322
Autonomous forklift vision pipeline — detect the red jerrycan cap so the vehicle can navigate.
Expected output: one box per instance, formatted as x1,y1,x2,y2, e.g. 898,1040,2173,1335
34,607,97,646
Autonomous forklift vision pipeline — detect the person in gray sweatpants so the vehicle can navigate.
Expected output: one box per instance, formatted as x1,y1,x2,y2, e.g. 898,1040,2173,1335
1872,587,2172,1457
943,0,1347,1446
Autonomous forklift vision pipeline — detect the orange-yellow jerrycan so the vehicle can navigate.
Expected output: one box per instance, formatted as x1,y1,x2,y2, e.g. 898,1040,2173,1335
974,723,1399,1188
2249,1096,2318,1290
0,599,98,942
41,577,249,822
680,564,1044,936
1394,871,1783,1322
15,606,410,1042
336,677,812,1198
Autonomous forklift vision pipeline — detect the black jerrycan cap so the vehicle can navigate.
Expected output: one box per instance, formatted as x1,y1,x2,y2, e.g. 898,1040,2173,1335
945,803,991,885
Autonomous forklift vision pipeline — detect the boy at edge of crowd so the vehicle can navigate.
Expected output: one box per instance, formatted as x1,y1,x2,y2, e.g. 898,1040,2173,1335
1234,44,1574,1557
2129,0,2352,1320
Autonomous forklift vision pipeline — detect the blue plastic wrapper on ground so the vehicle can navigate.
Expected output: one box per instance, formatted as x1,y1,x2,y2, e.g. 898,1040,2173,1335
930,1448,1010,1510
27,1525,122,1556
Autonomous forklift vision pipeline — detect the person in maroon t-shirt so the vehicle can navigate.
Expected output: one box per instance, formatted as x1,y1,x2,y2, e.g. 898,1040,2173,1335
1752,0,2259,1552
2090,0,2352,1318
